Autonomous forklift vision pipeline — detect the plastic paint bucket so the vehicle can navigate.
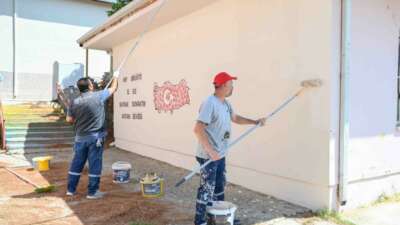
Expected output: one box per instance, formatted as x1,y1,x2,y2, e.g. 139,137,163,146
207,201,237,225
112,161,132,183
32,156,52,172
140,173,164,198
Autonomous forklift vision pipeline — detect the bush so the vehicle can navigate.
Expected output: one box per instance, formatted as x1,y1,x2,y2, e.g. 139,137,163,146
107,0,134,16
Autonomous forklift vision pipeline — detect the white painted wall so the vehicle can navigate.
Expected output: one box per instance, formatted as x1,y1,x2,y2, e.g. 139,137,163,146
0,0,111,100
345,0,400,209
112,0,337,210
0,0,13,72
0,0,15,98
328,0,343,211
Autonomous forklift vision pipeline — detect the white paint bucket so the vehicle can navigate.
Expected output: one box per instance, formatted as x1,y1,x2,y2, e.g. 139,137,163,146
206,201,237,225
112,161,132,183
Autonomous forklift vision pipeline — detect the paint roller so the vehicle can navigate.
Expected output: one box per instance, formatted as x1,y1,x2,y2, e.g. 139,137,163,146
104,0,167,89
175,79,323,187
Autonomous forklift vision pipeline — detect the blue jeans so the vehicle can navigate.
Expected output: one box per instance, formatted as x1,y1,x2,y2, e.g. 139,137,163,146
67,138,104,195
194,157,226,225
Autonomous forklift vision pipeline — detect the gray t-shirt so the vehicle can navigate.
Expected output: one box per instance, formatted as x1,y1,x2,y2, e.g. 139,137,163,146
196,95,234,159
68,90,111,138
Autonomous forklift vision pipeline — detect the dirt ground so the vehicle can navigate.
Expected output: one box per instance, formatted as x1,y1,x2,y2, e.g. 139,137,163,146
0,148,341,225
0,162,193,225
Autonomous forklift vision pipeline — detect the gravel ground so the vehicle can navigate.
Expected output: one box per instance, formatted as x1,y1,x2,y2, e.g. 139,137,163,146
102,147,312,225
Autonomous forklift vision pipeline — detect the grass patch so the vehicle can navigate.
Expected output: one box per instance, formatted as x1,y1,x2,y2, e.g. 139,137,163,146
130,222,154,225
34,185,57,194
317,209,356,225
374,193,400,205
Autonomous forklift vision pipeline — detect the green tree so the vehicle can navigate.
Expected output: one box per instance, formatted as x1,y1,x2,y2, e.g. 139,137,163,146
107,0,133,16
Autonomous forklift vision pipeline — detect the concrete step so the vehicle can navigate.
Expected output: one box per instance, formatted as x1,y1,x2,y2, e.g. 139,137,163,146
6,121,71,127
6,130,74,138
3,103,54,109
4,116,66,123
7,136,74,142
4,111,62,117
3,102,53,107
3,113,61,119
3,108,58,115
3,103,74,152
5,147,72,155
6,126,73,132
6,127,72,134
6,141,73,150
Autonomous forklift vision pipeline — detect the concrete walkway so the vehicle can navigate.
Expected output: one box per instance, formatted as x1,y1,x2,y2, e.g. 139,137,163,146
343,203,400,225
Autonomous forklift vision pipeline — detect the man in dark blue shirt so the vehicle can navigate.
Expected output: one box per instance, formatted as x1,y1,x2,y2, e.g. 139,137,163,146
66,77,118,199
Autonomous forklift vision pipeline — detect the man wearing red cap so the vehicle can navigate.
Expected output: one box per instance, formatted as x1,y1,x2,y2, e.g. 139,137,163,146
193,72,266,225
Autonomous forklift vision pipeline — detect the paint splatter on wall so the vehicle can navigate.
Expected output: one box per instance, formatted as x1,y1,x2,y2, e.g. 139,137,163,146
153,79,190,114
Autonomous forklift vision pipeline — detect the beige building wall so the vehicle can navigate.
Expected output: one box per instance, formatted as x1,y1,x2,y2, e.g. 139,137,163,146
112,0,338,210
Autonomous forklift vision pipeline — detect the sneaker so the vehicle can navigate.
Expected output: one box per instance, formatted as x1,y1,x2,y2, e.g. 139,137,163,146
66,191,75,196
86,191,105,199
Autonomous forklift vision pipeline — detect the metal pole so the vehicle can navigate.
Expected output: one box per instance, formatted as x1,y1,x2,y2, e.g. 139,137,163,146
85,48,89,77
12,0,17,98
109,50,113,75
397,33,400,127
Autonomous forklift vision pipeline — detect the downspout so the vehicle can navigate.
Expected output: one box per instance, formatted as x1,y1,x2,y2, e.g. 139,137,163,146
12,0,17,98
109,50,113,76
338,0,351,207
397,31,400,128
85,48,89,77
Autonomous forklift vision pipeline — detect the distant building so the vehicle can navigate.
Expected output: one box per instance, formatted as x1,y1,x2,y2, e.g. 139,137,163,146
0,0,114,100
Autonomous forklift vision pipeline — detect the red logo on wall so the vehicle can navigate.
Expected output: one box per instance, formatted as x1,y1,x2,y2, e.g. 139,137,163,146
153,79,190,113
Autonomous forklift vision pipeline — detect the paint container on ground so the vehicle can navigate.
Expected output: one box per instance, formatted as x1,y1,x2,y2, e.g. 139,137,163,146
112,161,132,183
140,173,164,198
32,156,52,172
206,201,237,225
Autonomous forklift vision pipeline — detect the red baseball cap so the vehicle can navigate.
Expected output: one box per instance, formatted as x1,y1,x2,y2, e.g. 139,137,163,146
213,72,237,87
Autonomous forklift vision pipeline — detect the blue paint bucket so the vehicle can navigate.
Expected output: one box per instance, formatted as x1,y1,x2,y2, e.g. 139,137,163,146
112,161,132,183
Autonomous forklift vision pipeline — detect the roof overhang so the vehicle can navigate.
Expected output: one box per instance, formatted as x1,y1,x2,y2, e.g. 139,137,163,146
78,0,218,51
91,0,115,4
